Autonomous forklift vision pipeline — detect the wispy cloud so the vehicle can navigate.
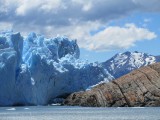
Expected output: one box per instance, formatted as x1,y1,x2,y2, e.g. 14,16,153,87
144,18,151,23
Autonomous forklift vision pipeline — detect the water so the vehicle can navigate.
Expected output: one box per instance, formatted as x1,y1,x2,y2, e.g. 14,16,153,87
0,106,160,120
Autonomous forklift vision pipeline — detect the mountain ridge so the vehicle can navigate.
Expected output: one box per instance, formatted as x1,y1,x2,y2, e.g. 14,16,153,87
102,51,160,79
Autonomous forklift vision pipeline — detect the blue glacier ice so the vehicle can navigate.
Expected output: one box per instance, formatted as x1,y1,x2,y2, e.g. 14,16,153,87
0,31,112,106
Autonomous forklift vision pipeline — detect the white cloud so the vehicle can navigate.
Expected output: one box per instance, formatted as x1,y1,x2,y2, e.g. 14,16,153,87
0,22,13,31
82,2,92,11
141,18,151,27
84,23,157,51
40,21,102,48
0,0,159,52
42,22,157,51
40,0,66,13
15,0,64,15
144,18,151,23
71,0,92,11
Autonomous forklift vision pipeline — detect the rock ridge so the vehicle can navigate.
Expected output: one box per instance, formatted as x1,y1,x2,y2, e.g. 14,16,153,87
64,63,160,107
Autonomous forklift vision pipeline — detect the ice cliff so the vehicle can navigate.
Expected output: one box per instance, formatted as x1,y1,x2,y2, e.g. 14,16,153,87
0,31,112,106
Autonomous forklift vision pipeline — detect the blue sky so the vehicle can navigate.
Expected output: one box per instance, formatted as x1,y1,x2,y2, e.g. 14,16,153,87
0,0,160,62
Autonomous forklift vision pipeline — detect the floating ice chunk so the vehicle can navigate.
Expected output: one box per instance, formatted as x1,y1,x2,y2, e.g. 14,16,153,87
6,108,16,111
31,77,35,85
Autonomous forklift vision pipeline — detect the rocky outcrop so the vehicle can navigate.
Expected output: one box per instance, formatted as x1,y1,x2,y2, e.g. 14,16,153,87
64,63,160,107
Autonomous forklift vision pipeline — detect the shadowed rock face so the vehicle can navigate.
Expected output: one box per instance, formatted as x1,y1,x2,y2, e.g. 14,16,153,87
64,63,160,107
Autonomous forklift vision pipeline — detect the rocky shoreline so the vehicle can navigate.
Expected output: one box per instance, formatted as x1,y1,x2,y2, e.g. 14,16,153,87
64,63,160,107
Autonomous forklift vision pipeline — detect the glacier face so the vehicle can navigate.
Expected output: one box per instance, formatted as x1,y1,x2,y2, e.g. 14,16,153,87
0,31,111,106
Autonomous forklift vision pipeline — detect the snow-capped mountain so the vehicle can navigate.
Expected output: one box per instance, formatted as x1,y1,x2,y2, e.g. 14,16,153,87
102,51,160,79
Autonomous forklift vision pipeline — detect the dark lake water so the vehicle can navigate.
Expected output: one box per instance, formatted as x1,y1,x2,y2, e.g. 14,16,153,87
0,106,160,120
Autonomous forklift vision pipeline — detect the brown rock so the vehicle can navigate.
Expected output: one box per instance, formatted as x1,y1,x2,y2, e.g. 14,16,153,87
64,63,160,107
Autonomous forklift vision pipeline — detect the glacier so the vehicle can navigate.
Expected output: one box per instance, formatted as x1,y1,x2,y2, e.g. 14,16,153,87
0,31,112,106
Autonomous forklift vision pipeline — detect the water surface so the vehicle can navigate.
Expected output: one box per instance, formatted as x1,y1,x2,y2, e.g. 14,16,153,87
0,106,160,120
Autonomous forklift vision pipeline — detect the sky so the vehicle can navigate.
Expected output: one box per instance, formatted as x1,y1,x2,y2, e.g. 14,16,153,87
0,0,160,62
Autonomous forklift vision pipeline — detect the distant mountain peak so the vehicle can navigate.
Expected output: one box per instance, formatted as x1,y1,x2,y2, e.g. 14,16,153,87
103,51,160,79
